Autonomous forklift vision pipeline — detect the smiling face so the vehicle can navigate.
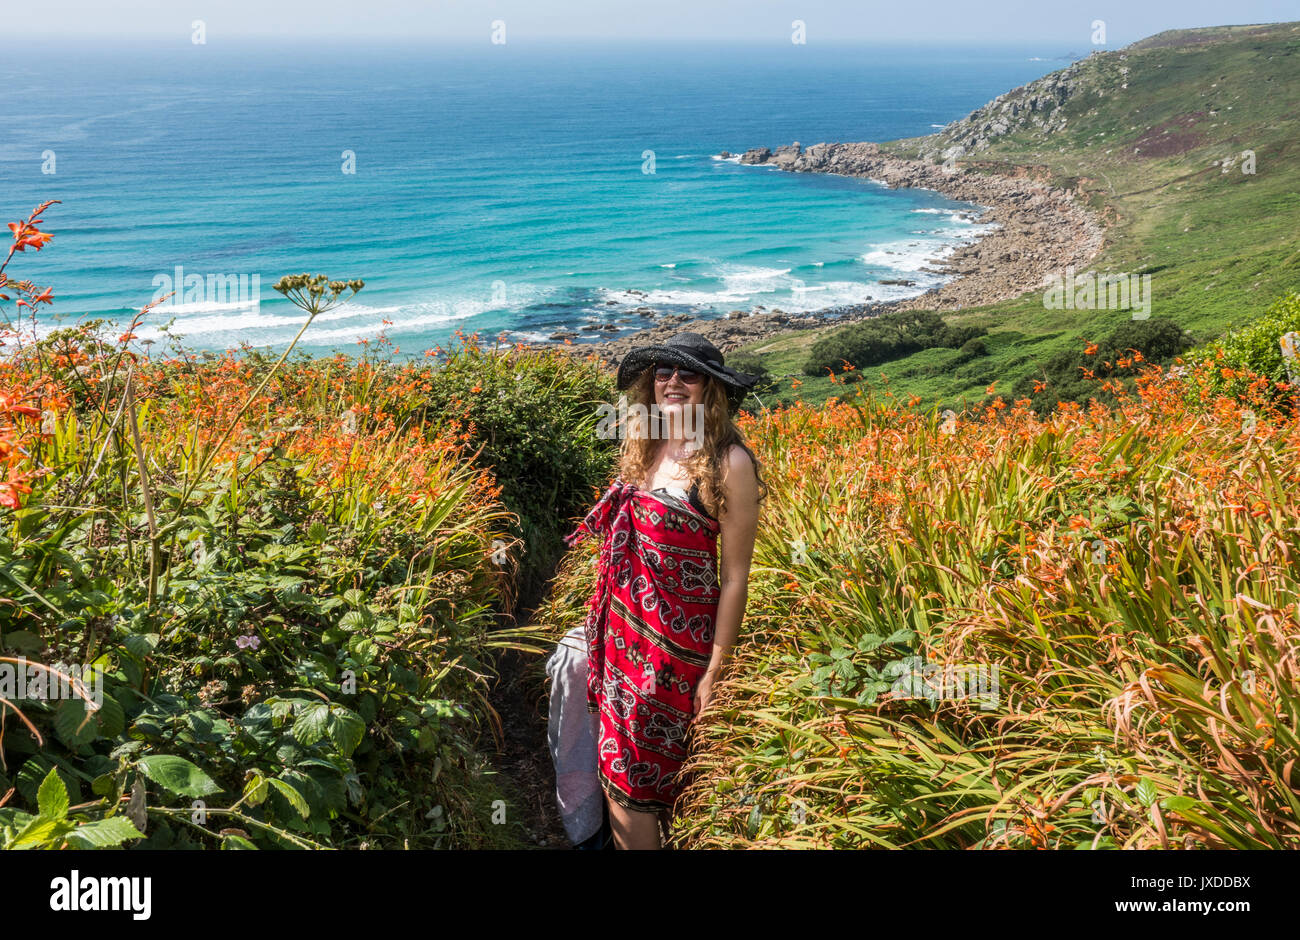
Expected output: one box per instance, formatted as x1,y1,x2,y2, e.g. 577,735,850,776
653,362,707,416
650,361,712,449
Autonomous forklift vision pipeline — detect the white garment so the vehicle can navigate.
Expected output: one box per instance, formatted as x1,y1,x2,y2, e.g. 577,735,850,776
545,624,604,844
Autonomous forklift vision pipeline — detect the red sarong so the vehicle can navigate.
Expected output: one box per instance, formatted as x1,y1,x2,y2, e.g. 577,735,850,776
563,478,720,813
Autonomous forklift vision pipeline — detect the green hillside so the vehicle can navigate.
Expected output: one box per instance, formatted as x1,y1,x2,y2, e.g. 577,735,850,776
738,21,1300,413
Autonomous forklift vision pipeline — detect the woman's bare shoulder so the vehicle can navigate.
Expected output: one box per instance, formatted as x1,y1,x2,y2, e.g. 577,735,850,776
721,444,758,492
724,443,755,472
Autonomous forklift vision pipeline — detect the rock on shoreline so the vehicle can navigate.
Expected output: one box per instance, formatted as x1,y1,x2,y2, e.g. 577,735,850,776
522,141,1105,371
734,141,1104,315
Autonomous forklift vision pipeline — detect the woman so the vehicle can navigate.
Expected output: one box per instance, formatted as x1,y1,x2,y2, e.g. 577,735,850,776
560,332,767,850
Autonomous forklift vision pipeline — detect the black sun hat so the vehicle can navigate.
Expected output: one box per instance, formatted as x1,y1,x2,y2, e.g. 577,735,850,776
616,332,761,414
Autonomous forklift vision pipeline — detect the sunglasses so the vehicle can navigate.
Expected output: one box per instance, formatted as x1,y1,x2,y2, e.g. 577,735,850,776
653,363,704,384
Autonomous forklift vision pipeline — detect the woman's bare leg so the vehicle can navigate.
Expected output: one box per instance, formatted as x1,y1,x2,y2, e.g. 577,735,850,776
606,795,662,849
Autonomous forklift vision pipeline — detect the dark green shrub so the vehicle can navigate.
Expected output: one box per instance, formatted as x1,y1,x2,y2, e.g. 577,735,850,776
417,340,618,613
950,337,989,367
804,311,988,376
937,324,987,349
1012,316,1196,414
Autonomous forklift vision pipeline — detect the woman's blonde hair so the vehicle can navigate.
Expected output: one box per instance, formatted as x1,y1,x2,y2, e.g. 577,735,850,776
616,368,768,520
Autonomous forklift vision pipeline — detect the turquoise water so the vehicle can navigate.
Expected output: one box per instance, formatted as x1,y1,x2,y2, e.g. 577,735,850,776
0,41,1067,358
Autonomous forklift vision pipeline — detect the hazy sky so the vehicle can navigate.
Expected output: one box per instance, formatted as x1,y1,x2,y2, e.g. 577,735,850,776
30,0,1299,44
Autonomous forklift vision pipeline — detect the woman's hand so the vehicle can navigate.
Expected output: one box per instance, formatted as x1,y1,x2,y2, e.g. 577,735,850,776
691,668,720,724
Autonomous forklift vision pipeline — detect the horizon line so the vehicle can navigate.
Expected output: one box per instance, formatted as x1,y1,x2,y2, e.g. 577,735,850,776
29,34,1136,47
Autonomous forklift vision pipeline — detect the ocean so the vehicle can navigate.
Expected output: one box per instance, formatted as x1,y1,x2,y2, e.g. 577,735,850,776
0,40,1069,358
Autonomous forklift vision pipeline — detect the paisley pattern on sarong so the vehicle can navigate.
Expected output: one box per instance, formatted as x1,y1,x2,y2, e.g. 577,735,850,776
563,478,720,812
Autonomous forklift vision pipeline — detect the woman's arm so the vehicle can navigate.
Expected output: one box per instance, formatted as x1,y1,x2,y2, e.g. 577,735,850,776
693,446,760,718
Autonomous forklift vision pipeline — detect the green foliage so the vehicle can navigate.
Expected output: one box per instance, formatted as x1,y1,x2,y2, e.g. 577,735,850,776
725,353,776,396
804,311,987,377
1,329,542,849
1012,316,1195,414
416,340,618,610
1181,290,1300,407
948,336,990,369
0,767,144,850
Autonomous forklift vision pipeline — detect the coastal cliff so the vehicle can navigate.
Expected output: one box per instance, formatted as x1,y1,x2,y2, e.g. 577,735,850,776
568,21,1300,392
734,141,1104,312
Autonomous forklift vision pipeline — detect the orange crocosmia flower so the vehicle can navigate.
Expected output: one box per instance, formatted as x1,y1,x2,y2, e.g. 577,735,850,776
1084,342,1098,355
783,579,799,591
1032,380,1046,393
1220,368,1234,380
7,223,53,251
1067,514,1090,530
0,469,34,507
985,381,997,395
470,384,482,393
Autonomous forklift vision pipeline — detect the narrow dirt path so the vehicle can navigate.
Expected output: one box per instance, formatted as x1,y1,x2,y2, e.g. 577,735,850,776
487,644,573,849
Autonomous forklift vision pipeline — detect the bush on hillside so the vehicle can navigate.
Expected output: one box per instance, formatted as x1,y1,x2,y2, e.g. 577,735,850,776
1178,290,1300,410
804,311,988,377
1012,316,1195,414
950,336,990,367
416,338,618,612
